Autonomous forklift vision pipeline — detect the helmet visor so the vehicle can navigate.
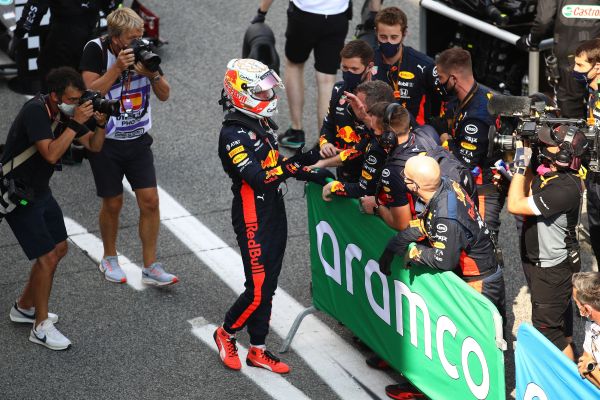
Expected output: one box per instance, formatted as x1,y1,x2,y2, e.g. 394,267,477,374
251,70,284,94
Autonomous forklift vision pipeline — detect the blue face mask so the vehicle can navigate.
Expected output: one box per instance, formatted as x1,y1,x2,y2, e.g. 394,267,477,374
379,41,401,58
342,70,364,91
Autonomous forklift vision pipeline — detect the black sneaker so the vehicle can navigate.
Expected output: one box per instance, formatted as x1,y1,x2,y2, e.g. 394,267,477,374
366,355,390,370
279,128,305,149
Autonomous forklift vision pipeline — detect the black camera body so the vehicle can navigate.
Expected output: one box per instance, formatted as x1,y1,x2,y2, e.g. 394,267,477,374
0,176,34,215
80,90,120,116
129,38,161,73
486,95,598,171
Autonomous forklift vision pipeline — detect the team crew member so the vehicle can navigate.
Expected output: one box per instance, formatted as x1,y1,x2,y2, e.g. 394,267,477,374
360,104,473,231
371,7,441,125
318,40,374,182
516,0,600,118
80,8,178,285
1,67,107,350
322,101,393,200
434,48,504,238
377,155,505,399
572,272,600,389
216,58,329,373
507,127,587,360
9,0,119,85
379,156,506,314
573,39,600,268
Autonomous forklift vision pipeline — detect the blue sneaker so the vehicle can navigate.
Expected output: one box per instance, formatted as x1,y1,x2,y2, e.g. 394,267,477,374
142,262,179,286
99,256,127,283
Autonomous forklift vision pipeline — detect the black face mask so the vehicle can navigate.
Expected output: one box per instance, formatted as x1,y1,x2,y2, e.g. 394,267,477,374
379,41,401,58
436,76,456,98
572,67,593,85
342,70,364,92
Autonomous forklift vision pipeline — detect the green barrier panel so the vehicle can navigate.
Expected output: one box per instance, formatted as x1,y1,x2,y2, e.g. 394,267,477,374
306,182,505,400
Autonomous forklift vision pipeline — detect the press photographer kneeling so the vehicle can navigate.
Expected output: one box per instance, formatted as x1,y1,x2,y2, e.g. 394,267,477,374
0,67,107,350
507,125,587,360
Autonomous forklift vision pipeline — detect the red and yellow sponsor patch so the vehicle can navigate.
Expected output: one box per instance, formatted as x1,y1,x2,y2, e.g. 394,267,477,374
336,126,361,143
330,181,345,193
340,149,359,161
460,141,477,151
265,166,283,179
261,149,279,169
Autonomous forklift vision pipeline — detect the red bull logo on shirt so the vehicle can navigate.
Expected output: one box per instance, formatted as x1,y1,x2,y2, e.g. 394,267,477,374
336,126,361,143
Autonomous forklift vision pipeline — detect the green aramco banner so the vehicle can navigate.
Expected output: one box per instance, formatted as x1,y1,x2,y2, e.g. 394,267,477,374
306,183,505,400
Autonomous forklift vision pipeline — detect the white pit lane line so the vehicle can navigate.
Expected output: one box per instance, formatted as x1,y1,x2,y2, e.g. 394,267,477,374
123,180,393,400
64,217,145,291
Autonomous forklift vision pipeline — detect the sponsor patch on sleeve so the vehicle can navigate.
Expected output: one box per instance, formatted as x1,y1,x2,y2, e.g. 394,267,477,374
232,153,248,165
228,145,245,158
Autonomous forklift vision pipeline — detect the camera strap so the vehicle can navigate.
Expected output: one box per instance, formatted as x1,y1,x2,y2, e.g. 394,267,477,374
1,97,60,177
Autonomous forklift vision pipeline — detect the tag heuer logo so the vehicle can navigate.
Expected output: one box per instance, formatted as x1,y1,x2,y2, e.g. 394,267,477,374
562,5,600,18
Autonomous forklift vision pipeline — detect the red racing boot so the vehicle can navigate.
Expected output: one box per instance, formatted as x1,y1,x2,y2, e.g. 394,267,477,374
213,326,241,370
246,347,290,374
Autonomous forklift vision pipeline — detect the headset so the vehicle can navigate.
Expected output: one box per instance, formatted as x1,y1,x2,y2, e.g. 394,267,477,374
550,125,577,168
379,103,402,150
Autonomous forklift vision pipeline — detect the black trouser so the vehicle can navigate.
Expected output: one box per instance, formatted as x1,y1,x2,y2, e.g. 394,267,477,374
587,181,600,266
38,23,92,86
467,265,506,325
224,183,287,346
522,256,581,351
556,60,587,119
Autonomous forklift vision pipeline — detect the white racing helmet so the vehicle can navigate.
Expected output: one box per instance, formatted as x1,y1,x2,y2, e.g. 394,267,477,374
223,58,284,119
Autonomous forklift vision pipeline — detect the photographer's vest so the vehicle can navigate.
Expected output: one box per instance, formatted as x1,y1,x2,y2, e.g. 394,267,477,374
90,38,152,141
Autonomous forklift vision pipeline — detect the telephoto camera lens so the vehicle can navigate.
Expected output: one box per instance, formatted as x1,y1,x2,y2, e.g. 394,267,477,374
129,38,161,73
80,90,121,117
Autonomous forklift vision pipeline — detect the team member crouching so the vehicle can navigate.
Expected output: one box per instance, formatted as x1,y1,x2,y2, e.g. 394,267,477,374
216,58,330,373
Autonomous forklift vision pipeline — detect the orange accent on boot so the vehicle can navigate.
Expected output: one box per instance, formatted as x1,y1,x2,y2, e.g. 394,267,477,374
246,347,290,374
213,327,241,370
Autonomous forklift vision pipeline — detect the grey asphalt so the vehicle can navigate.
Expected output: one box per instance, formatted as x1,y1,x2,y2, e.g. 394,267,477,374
0,1,597,399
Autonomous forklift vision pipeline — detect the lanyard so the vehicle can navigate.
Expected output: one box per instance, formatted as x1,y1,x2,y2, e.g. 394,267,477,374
451,82,478,135
386,46,404,100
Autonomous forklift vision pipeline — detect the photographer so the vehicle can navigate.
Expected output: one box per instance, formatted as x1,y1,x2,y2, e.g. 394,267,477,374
573,38,600,268
215,58,329,373
573,272,600,390
1,66,106,350
507,127,587,360
79,7,177,286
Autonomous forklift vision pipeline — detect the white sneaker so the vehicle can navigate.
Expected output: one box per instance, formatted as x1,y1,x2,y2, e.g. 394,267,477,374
29,319,72,351
10,302,59,324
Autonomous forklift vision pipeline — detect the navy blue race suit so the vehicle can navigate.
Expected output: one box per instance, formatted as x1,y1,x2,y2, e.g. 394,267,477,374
218,110,325,345
444,83,505,236
371,46,442,126
379,129,476,215
382,178,506,318
586,90,600,269
319,81,370,182
328,136,388,199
